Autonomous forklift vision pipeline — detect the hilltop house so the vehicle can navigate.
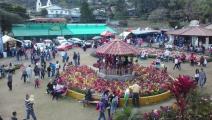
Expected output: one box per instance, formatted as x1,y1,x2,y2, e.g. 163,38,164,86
36,0,70,18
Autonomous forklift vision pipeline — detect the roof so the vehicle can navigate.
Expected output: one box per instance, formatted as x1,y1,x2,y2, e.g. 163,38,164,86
12,24,71,37
28,18,66,23
66,24,116,35
167,26,212,36
205,24,212,30
96,39,139,56
12,23,116,37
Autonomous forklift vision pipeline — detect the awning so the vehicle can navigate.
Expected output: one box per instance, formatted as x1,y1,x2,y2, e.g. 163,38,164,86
2,35,22,43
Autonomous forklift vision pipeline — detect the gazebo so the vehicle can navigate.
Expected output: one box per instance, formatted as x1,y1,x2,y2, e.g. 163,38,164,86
96,38,139,80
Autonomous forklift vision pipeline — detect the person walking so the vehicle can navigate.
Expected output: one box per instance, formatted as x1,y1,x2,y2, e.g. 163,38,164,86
173,56,179,70
40,66,45,79
26,65,33,83
199,68,207,88
130,83,140,107
7,71,13,91
110,93,118,119
24,94,37,120
21,68,28,83
97,98,106,120
77,52,80,65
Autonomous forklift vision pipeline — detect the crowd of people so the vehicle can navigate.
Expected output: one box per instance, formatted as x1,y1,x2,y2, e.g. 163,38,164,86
0,39,210,120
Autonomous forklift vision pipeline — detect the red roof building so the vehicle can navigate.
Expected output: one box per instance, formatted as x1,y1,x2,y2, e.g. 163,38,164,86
96,39,139,56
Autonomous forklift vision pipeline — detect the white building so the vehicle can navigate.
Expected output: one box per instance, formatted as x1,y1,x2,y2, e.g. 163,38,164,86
36,0,70,18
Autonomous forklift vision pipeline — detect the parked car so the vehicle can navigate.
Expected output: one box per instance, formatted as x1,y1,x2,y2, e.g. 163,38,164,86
56,42,73,51
82,40,92,48
68,38,83,46
43,39,54,48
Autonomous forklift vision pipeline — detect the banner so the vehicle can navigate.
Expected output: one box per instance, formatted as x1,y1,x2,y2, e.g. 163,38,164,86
0,26,3,53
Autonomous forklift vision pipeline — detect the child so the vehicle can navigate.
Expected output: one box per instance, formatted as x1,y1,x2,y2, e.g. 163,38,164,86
11,111,17,120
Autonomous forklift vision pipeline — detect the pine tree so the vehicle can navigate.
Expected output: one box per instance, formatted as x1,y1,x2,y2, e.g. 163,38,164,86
80,0,95,23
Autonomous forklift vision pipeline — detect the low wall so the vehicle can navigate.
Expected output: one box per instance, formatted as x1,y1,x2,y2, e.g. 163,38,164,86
67,89,171,106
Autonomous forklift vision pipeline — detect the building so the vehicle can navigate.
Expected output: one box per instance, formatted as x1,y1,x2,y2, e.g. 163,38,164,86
36,0,70,18
12,23,116,40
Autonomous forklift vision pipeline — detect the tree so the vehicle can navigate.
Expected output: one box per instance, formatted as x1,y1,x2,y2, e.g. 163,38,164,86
148,8,168,21
80,0,95,23
40,9,48,17
113,0,128,20
0,9,23,33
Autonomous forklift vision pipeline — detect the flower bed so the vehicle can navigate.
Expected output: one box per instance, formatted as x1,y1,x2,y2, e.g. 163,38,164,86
60,65,173,98
140,48,211,62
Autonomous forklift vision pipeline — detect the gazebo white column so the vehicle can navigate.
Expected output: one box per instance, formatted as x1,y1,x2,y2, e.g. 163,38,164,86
168,35,174,44
192,36,198,46
205,37,209,48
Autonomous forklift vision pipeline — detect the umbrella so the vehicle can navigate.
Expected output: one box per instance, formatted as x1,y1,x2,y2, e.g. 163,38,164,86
92,36,102,40
101,31,114,37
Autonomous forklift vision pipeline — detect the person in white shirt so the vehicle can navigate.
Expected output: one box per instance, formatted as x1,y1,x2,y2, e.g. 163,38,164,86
173,56,179,70
164,49,170,62
26,65,33,83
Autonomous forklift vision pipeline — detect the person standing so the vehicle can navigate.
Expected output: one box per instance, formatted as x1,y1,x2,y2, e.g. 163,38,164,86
77,52,80,65
124,87,130,107
130,83,140,107
55,61,60,77
199,68,207,88
73,52,77,66
203,57,207,67
7,71,13,91
21,68,28,83
26,65,33,83
24,94,37,120
47,65,51,77
194,69,199,84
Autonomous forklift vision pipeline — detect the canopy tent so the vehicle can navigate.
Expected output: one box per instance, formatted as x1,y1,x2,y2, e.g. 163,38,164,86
92,36,102,40
96,38,139,56
2,35,22,44
101,31,114,37
131,29,160,35
167,26,212,36
119,31,132,40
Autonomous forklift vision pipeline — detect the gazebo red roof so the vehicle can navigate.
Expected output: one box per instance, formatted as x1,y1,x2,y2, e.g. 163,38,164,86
167,26,212,36
96,39,139,56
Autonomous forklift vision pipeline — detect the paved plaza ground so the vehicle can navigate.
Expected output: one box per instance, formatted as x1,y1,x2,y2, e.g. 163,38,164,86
0,48,211,120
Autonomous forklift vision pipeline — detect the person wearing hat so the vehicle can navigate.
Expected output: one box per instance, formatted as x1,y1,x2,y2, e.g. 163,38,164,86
24,94,37,120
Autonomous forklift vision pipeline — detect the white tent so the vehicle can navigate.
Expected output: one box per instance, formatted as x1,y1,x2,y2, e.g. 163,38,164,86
2,35,22,44
119,31,131,40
